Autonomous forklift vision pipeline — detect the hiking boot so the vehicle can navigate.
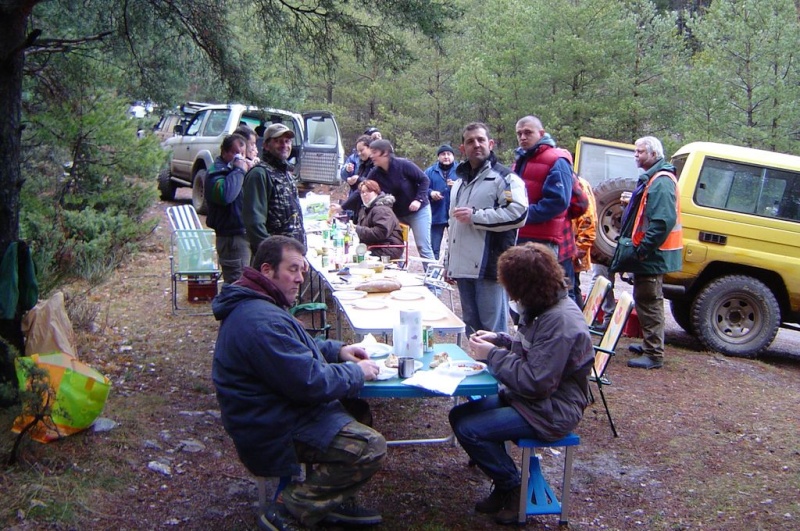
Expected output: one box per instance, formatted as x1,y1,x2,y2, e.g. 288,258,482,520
627,355,663,370
259,502,307,531
493,485,522,525
323,498,382,526
628,344,644,354
474,485,516,514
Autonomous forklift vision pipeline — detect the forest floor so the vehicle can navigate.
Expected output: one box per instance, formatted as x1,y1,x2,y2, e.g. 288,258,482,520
1,187,799,531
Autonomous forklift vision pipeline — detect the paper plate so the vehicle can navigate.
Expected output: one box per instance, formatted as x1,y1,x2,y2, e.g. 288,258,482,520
352,342,393,358
353,299,388,310
436,360,487,376
333,290,367,301
423,310,447,321
389,290,425,301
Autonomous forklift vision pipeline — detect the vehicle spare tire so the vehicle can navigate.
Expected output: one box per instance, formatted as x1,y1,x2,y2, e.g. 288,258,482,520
590,177,638,266
157,169,177,201
192,169,208,215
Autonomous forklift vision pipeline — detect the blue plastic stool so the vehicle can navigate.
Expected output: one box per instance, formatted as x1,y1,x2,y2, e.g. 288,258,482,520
516,433,580,525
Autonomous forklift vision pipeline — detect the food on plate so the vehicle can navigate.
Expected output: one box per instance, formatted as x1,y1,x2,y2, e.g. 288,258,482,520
454,362,484,371
429,351,450,369
385,353,399,368
354,279,403,293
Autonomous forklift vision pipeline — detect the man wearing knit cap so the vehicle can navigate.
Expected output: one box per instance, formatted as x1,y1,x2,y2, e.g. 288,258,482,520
363,126,382,141
424,145,457,260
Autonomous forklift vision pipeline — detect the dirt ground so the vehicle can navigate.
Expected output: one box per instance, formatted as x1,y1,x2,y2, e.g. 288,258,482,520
1,189,799,531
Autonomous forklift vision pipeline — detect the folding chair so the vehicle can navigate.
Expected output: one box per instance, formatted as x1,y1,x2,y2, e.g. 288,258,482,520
590,291,634,437
582,275,612,334
290,302,330,339
166,205,221,315
167,204,203,233
421,263,455,311
367,223,409,269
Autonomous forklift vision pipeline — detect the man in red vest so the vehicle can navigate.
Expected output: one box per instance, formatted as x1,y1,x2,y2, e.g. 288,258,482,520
511,116,577,300
610,136,682,369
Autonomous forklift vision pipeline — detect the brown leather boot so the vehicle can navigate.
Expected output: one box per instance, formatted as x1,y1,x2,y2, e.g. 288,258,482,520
493,485,522,525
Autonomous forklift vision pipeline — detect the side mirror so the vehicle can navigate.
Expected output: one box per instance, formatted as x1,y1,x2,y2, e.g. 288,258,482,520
173,124,184,135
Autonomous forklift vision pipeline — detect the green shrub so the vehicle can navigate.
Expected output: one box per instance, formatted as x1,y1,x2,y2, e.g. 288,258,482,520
20,89,165,293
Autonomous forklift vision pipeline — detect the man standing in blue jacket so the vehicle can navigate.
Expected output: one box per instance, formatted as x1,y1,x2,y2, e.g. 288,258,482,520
212,236,385,530
424,144,456,260
205,134,251,284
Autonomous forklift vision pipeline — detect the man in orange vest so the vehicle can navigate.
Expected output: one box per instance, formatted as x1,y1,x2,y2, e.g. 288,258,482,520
610,136,682,369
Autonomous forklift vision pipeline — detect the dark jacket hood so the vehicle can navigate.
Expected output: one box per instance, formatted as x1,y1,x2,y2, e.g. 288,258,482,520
212,266,291,321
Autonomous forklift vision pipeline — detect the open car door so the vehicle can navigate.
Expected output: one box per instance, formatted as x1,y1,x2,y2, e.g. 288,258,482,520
296,111,343,185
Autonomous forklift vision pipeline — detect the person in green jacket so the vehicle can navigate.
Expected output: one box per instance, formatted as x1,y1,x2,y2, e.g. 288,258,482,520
610,136,682,370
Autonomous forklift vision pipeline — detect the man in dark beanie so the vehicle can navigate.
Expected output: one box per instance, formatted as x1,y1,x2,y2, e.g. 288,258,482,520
424,144,457,259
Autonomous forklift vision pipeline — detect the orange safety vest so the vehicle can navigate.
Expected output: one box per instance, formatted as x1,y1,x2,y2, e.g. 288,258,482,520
631,171,682,250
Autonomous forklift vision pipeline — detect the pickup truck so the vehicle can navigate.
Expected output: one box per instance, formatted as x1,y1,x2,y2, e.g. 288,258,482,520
575,137,800,358
157,103,343,213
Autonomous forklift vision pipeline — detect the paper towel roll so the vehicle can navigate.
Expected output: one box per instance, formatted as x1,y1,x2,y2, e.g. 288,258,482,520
398,309,423,359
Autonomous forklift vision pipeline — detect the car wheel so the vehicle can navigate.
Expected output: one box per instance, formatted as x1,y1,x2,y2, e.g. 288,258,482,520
691,275,780,358
157,169,177,201
590,178,637,266
669,299,694,334
192,169,208,215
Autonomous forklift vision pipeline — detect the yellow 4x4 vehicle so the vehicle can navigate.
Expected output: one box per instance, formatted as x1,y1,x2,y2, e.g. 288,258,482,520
575,138,800,358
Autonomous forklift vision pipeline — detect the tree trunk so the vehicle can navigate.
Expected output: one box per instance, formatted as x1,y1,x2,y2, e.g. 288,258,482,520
0,2,40,396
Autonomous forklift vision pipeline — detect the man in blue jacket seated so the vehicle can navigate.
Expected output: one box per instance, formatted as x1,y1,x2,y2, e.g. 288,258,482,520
212,236,385,530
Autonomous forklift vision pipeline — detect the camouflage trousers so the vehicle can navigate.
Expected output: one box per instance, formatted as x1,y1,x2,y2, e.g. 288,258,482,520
282,421,386,526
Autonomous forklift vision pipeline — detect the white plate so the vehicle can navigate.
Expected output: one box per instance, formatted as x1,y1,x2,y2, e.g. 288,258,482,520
352,342,393,358
333,290,367,301
389,290,425,301
423,311,447,321
353,299,388,310
436,360,487,376
377,360,423,380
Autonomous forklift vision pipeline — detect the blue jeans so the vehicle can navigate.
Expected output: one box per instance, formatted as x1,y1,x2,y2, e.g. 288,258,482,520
399,205,434,260
449,395,539,490
430,223,447,260
456,278,508,334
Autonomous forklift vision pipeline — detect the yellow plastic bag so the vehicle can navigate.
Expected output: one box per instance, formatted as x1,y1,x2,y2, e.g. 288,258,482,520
12,353,111,443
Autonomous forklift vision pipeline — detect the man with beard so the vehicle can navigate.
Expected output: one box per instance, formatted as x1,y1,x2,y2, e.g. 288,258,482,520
444,122,528,334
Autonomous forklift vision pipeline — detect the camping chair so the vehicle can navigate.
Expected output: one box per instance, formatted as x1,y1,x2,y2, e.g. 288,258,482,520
166,205,221,315
582,275,612,334
590,291,634,437
290,302,330,339
421,262,455,311
367,223,409,269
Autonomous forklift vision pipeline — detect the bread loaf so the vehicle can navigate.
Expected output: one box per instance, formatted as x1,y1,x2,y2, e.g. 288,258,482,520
354,279,403,293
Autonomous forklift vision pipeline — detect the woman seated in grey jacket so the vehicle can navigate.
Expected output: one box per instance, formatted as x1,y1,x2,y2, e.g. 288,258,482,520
448,242,595,526
354,180,404,260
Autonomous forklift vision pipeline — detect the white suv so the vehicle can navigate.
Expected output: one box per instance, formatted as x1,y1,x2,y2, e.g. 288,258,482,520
157,103,344,213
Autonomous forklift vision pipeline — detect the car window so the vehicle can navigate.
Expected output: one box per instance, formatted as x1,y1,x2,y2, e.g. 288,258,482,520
185,111,207,136
695,157,800,220
203,109,231,137
575,141,637,189
305,116,338,146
